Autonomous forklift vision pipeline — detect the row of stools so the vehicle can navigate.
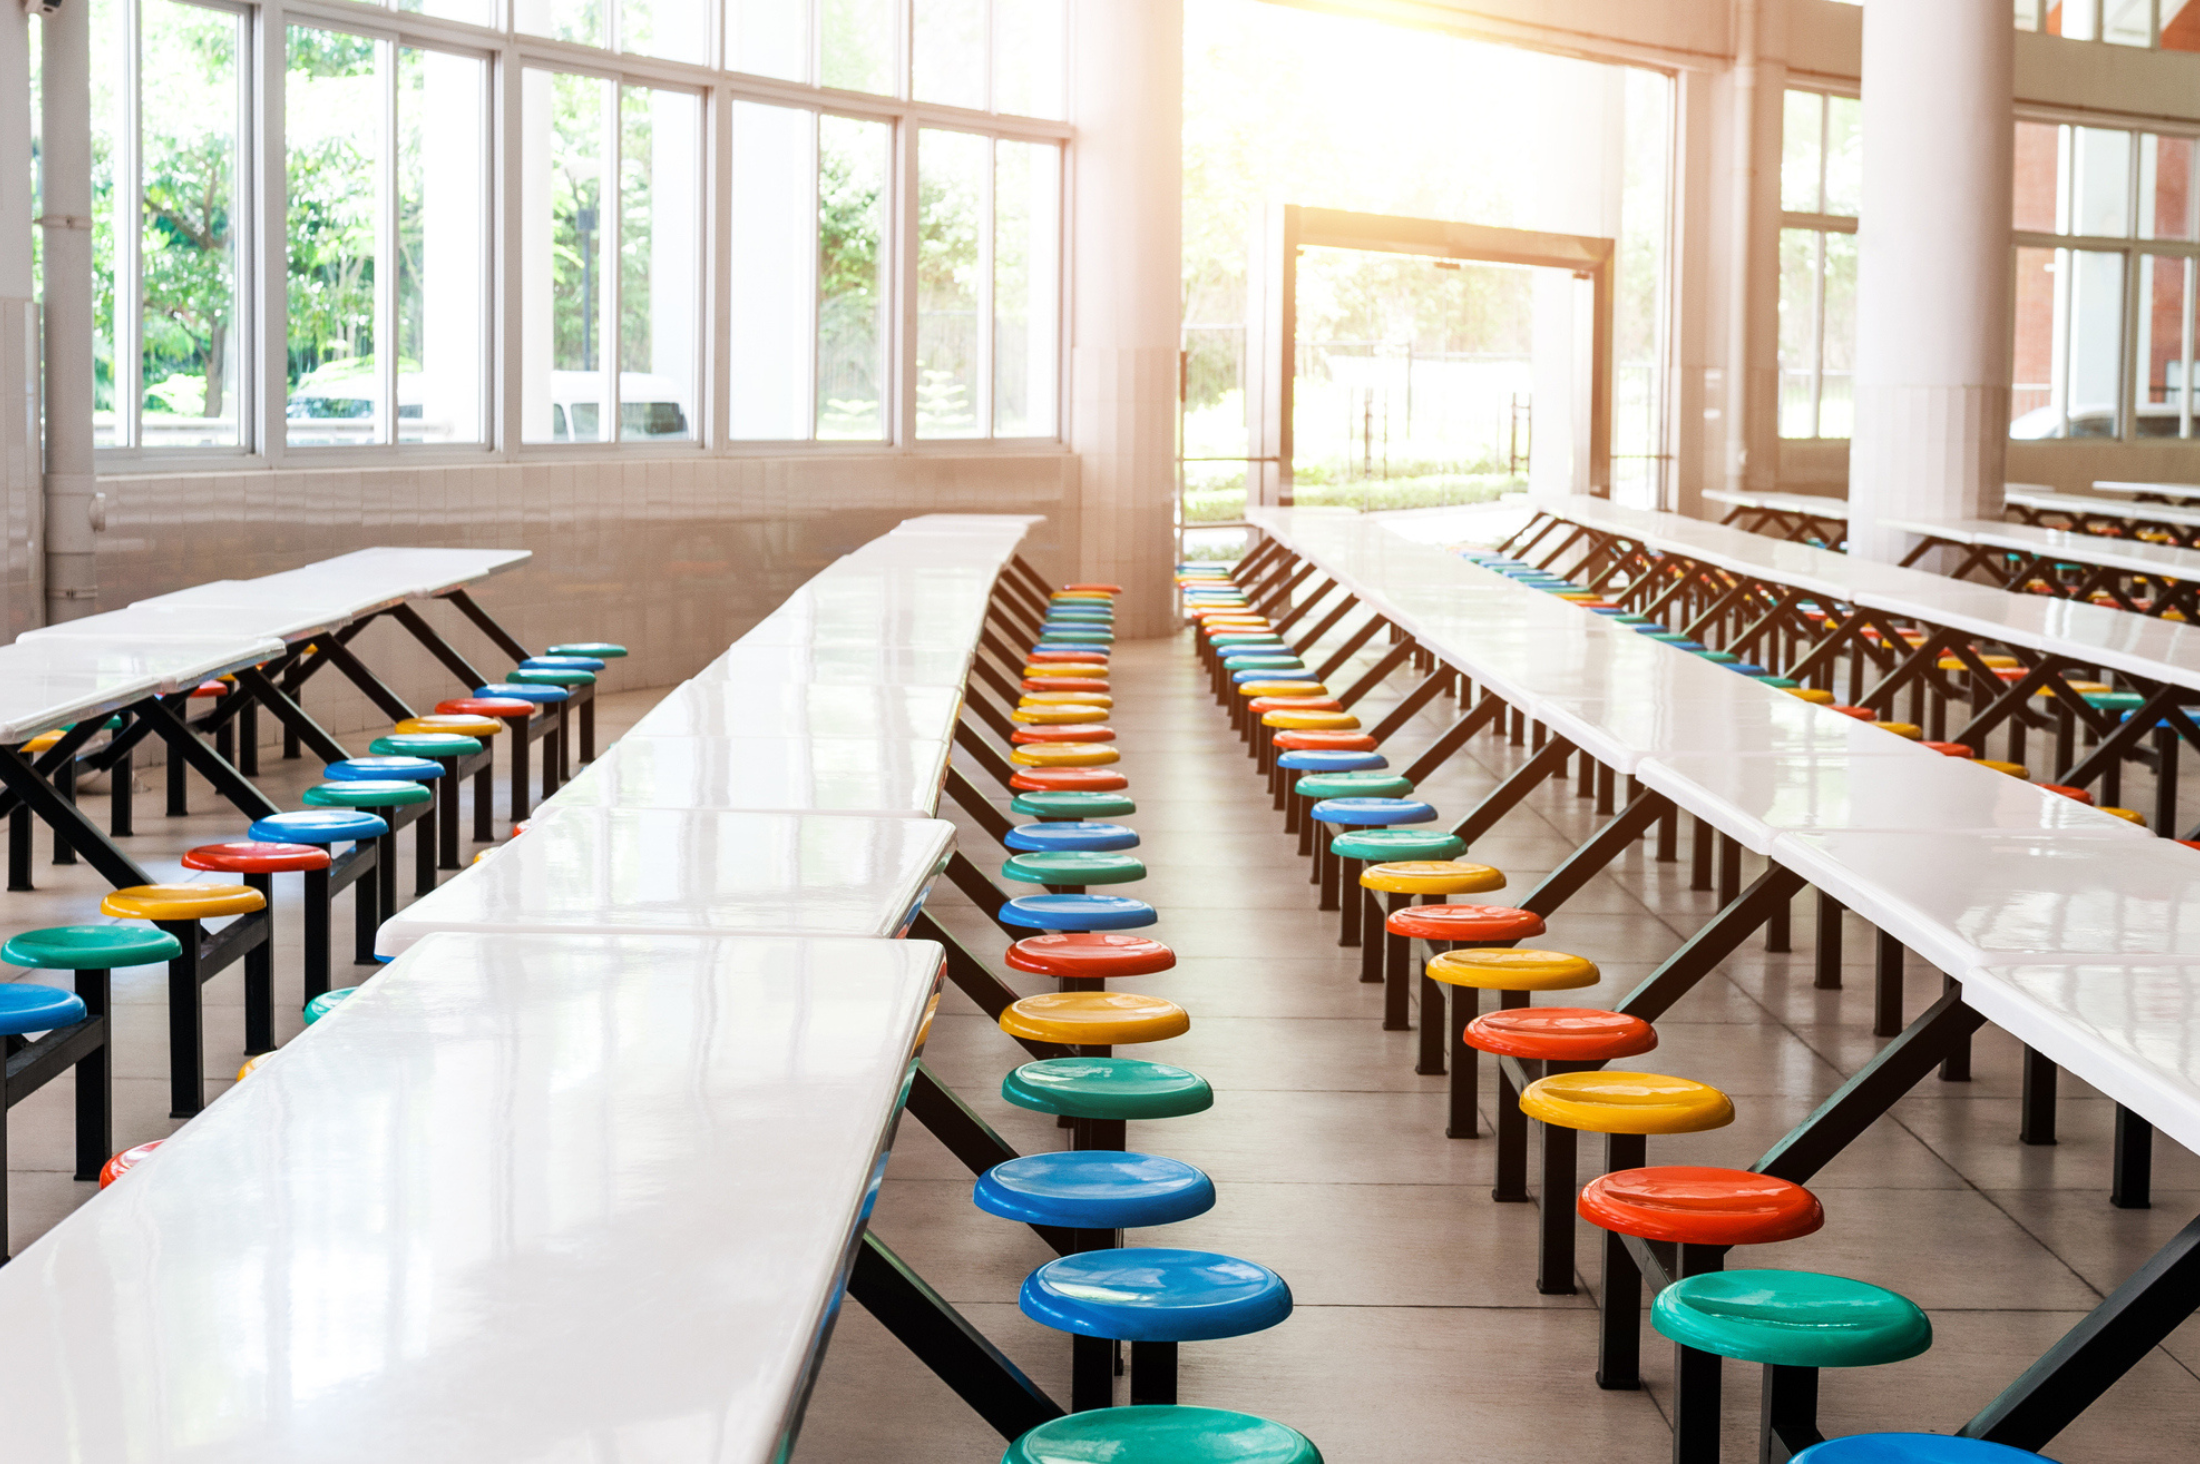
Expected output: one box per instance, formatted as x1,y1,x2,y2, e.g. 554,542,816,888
1182,557,2061,1464
965,581,1322,1463
0,644,627,1255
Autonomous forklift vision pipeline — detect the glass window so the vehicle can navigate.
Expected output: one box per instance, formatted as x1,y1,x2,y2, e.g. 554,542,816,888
2105,0,2154,44
2013,121,2061,233
1777,90,1858,440
398,48,487,444
1818,229,1857,436
522,70,613,444
285,27,384,447
515,0,604,51
915,0,986,110
88,0,123,447
2072,127,2134,237
1777,228,1817,438
2011,246,2057,433
732,0,807,80
401,0,492,34
730,101,815,440
2142,133,2195,240
993,0,1065,119
2067,249,2126,436
822,0,896,95
995,139,1059,437
817,114,890,439
1780,90,1822,215
2138,254,2192,436
917,129,984,438
623,0,710,62
619,86,701,442
1822,96,1862,218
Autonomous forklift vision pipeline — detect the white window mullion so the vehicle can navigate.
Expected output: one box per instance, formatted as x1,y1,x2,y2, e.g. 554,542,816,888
121,0,144,448
600,77,620,439
379,41,398,446
977,137,994,437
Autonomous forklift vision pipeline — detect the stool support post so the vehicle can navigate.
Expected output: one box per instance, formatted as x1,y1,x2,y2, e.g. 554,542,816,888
72,967,110,1183
162,918,204,1118
1070,1336,1112,1411
1716,835,1742,907
242,872,275,1055
1492,1051,1532,1202
1128,1341,1177,1406
1380,892,1410,1020
1447,981,1479,1137
1759,1365,1824,1464
1536,1119,1578,1294
1416,957,1446,1076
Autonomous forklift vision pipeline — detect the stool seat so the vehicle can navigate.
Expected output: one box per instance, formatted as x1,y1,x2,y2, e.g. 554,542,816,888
1787,688,1836,705
1332,828,1465,862
1010,768,1131,794
1466,1007,1655,1062
305,779,433,809
1003,1057,1214,1120
1030,649,1110,664
1022,691,1115,709
1013,705,1111,725
1001,894,1158,932
1829,705,1876,721
1977,760,2029,778
1425,947,1596,989
1247,696,1343,715
436,698,536,719
370,733,485,759
1520,1070,1735,1135
98,1139,161,1188
1001,991,1190,1046
1580,1166,1824,1247
975,1151,1216,1230
1062,582,1124,594
1874,721,1922,739
1359,860,1503,896
101,882,265,922
1272,731,1378,753
303,986,359,1025
1920,741,1974,758
1024,678,1112,696
1386,904,1546,944
1022,1249,1292,1343
544,641,627,658
249,809,390,845
1263,711,1357,731
1277,750,1387,773
1791,1436,2057,1464
1295,771,1411,800
1011,790,1137,820
1004,1407,1322,1464
522,654,607,671
1003,850,1147,886
474,682,570,703
1011,726,1118,745
1008,931,1176,979
1238,681,1329,698
2,924,183,969
182,841,332,875
1311,796,1435,827
1007,823,1140,857
325,755,444,782
399,713,506,738
1652,1269,1932,1369
0,983,89,1036
1011,745,1122,769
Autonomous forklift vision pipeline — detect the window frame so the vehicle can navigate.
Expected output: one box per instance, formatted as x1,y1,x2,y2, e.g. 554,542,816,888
1776,85,1858,443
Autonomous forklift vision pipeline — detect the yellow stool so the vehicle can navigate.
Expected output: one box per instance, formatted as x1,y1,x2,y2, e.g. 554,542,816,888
235,1053,269,1081
397,713,504,739
999,990,1190,1057
1014,705,1111,726
1518,1070,1733,1294
1977,760,2029,778
1873,721,1922,740
1359,861,1507,1026
102,883,270,1119
1426,948,1601,1156
1011,744,1122,769
2102,806,2146,825
1022,666,1109,682
1261,710,1360,732
1022,691,1114,710
1785,687,1835,705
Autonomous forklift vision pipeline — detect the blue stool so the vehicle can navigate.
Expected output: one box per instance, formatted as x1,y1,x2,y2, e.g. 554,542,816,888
249,809,389,995
1003,1407,1321,1464
1308,796,1436,936
325,757,446,897
1022,1248,1292,1409
1793,1438,2059,1464
1002,894,1158,933
1006,821,1141,854
521,654,607,672
475,681,573,792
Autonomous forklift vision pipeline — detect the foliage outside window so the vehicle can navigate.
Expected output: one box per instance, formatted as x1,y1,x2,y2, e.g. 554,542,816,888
1776,88,1859,441
2010,119,2200,440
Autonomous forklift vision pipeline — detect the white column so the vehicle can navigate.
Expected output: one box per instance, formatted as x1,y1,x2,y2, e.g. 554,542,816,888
1848,0,2013,562
0,7,41,634
41,0,97,621
1068,0,1180,638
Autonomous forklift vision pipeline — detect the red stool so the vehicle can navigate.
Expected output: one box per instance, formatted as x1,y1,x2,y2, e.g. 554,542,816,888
1580,1166,1824,1401
438,695,541,824
1010,768,1131,794
1006,932,1176,991
1921,741,1974,758
1385,905,1547,1136
99,1139,162,1187
1011,725,1119,745
180,841,332,1054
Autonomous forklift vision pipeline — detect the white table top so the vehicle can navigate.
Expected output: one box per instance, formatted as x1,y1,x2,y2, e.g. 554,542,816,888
375,805,957,957
698,641,980,689
1880,515,2200,584
542,735,953,818
627,681,965,743
1702,489,1850,521
2006,488,2200,529
0,930,941,1464
2093,480,2200,502
0,636,288,744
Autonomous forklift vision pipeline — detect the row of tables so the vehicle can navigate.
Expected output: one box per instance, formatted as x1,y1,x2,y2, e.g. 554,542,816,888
1241,503,2200,1452
0,516,1047,1461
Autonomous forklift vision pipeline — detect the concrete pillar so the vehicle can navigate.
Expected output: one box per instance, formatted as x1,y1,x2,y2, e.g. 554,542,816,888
1068,0,1180,637
0,6,41,636
1848,0,2014,562
1724,0,1787,506
41,0,97,620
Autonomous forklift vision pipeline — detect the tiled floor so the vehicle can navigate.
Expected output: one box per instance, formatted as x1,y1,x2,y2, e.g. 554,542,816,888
795,632,2200,1464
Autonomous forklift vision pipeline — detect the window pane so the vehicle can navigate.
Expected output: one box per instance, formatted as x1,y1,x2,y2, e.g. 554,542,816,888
2013,121,2061,233
1776,228,1818,438
915,0,985,109
620,87,700,442
2104,0,2152,45
2139,255,2189,437
400,48,485,445
286,27,384,448
1780,90,1822,215
515,0,604,53
623,0,710,63
141,0,243,448
522,70,613,443
2067,248,2125,437
917,128,983,438
1822,96,1861,218
89,0,122,447
995,139,1058,437
2167,0,2200,50
1818,229,1856,437
2072,127,2133,238
821,0,896,95
732,0,809,80
2141,133,2194,240
2058,0,2101,38
817,114,889,439
2011,247,2057,435
993,0,1065,118
401,0,493,34
731,101,815,439
2014,0,2042,30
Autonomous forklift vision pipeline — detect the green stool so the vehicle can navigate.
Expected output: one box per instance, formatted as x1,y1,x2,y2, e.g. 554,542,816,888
1004,1406,1321,1464
303,986,359,1025
1291,772,1414,862
1003,850,1147,895
547,642,627,659
1011,790,1137,821
304,780,431,924
371,732,485,872
1329,826,1465,955
1002,1056,1213,1151
1654,1269,1931,1464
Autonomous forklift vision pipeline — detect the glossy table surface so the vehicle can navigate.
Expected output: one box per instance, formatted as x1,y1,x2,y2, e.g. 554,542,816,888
2093,479,2200,501
627,681,964,742
1882,514,2200,584
0,930,942,1464
0,636,288,742
2005,487,2200,528
543,734,953,817
1702,488,1850,521
698,640,981,688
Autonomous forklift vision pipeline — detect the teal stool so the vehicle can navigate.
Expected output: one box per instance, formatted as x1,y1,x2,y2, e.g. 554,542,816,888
1002,1056,1212,1152
303,986,358,1025
1291,770,1414,861
0,927,166,1247
1004,1407,1320,1464
1654,1269,1931,1464
547,641,626,658
1003,850,1147,895
370,731,485,872
304,780,430,923
1011,790,1137,821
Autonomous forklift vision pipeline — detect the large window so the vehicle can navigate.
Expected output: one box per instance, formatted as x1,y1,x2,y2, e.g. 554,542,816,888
1777,88,1859,440
2011,119,2199,440
72,0,1069,461
2016,0,2200,51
